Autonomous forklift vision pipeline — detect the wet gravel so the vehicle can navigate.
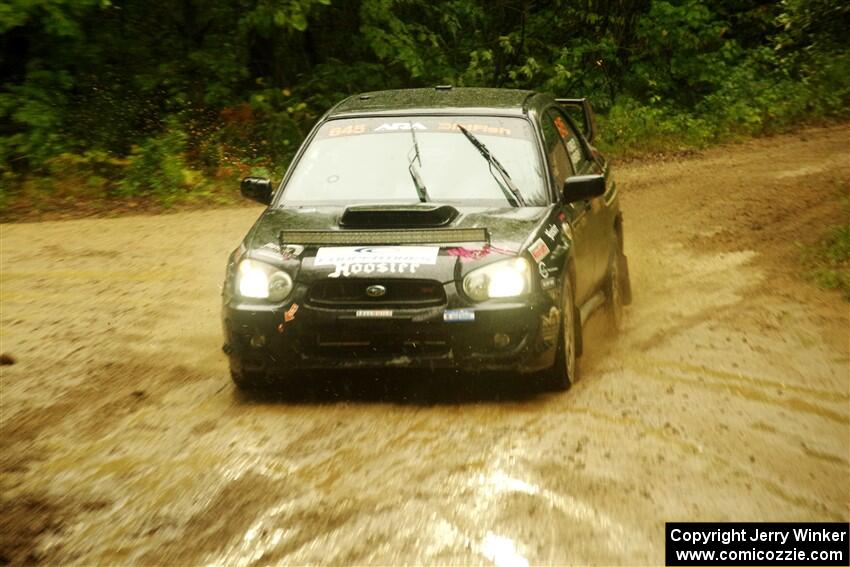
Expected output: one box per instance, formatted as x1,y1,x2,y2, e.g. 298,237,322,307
1,124,848,565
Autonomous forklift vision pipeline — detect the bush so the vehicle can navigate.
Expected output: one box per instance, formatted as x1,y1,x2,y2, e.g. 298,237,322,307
801,187,850,300
806,223,850,300
116,124,200,204
2,0,849,206
45,150,127,196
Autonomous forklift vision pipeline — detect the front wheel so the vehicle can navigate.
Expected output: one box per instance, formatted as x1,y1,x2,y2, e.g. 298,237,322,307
230,367,267,391
542,276,581,391
606,253,625,331
606,239,632,330
229,355,270,392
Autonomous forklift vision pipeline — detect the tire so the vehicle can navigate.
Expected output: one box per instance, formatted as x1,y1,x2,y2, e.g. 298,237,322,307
606,234,632,329
230,364,267,392
605,252,625,331
542,275,581,391
618,252,632,306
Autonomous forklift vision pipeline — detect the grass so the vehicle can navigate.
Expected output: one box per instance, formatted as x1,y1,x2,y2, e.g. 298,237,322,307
801,189,850,300
805,224,850,300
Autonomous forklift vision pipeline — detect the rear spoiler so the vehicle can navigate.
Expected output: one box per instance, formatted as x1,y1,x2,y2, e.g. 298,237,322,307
555,98,598,144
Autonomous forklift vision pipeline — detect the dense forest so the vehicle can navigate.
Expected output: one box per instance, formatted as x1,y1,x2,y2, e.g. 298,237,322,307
1,0,848,207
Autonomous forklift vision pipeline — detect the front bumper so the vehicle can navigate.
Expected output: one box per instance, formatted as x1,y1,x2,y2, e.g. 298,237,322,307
222,284,561,375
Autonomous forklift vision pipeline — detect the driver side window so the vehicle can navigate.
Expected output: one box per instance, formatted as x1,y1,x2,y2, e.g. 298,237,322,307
540,111,575,196
547,108,588,174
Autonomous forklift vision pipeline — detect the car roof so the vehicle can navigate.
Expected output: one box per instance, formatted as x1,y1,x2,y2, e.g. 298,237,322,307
328,87,549,118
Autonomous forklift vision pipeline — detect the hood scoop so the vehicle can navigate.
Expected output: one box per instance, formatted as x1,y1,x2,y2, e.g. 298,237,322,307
339,204,459,229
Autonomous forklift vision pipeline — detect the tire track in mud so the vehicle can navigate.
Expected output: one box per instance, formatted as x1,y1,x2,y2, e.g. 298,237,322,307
1,124,848,565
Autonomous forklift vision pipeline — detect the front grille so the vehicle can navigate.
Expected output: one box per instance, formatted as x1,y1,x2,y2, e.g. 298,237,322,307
308,327,450,358
308,279,446,307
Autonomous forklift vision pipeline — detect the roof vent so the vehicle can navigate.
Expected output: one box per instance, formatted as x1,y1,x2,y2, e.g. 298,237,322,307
358,94,371,100
435,85,453,91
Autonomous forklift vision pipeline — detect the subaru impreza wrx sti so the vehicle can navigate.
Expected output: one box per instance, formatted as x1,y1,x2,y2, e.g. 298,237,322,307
222,87,631,391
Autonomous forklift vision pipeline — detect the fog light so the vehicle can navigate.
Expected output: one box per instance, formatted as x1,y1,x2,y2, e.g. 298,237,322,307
493,333,511,348
250,334,267,348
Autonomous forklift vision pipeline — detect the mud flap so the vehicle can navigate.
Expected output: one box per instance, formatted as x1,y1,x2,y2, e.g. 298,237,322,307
574,304,583,357
619,253,632,305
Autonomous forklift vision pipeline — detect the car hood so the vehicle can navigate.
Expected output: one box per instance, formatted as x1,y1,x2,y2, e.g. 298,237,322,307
244,204,552,282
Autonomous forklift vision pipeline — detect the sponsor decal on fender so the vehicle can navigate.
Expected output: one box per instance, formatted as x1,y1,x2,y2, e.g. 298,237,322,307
541,306,561,343
285,303,299,322
529,238,550,262
444,244,512,263
278,303,299,333
280,244,305,260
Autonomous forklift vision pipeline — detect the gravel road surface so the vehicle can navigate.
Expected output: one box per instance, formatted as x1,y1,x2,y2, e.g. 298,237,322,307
1,125,848,565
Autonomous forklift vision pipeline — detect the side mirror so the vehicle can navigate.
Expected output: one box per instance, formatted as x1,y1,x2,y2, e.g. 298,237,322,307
240,177,273,205
563,174,605,204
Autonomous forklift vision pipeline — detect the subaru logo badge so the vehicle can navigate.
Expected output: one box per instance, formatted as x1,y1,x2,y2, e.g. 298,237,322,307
366,284,387,298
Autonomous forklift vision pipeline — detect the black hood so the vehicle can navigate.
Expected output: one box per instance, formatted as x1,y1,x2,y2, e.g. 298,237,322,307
244,203,551,282
247,204,550,253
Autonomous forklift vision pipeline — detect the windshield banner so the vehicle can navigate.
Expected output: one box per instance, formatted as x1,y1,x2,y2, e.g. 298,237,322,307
320,116,529,140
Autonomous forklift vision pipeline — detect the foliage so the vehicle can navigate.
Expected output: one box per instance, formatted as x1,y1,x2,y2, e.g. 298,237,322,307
1,0,848,206
802,188,850,300
117,123,199,204
810,223,850,299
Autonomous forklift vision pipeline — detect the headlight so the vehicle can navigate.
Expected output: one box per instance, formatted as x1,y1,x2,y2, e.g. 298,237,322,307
463,258,531,301
236,259,293,302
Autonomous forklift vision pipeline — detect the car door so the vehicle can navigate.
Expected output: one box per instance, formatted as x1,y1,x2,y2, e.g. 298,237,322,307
546,107,609,294
539,109,595,304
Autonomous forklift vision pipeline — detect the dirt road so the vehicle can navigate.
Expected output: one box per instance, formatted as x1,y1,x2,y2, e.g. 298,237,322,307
2,125,848,566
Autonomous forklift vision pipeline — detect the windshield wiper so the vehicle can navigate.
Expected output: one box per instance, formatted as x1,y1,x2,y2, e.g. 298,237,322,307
456,125,526,207
407,123,429,203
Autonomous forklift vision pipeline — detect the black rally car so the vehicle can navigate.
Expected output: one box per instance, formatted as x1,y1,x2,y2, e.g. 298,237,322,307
222,87,631,391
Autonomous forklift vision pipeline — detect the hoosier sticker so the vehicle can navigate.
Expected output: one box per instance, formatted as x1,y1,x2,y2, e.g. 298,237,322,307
315,246,439,278
316,246,439,265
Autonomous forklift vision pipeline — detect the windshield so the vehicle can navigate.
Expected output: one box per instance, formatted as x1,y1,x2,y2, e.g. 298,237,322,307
279,116,547,206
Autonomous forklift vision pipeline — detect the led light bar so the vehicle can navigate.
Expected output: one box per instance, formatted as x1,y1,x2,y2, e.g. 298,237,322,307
279,228,490,245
